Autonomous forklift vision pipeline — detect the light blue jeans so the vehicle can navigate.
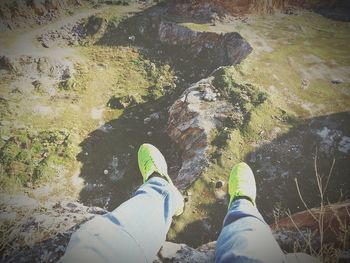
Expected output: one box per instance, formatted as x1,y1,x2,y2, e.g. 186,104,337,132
216,199,319,263
61,177,183,263
61,178,318,263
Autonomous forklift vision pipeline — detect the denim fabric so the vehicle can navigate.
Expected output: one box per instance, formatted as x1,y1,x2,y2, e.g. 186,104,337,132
215,199,287,263
60,177,183,263
61,179,318,263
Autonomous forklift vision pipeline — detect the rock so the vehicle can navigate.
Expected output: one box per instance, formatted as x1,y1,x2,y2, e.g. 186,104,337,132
331,79,343,84
85,16,105,36
167,77,235,189
300,78,309,89
202,86,217,101
144,117,151,124
214,188,227,204
272,200,350,251
147,131,153,136
149,112,160,120
1,198,107,262
0,0,78,30
158,21,252,72
97,63,107,70
157,241,215,263
144,112,160,124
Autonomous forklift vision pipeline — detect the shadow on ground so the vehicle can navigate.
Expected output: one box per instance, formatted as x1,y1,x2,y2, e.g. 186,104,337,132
249,111,350,222
77,97,182,210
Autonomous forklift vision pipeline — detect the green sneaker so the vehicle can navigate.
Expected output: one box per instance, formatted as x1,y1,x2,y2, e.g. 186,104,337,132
138,143,172,184
228,162,256,209
137,143,184,216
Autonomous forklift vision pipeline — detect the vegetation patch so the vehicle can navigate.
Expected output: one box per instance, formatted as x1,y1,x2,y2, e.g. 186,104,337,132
0,130,76,192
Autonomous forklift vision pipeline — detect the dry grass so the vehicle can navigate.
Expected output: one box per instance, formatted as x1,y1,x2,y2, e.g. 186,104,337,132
284,151,349,262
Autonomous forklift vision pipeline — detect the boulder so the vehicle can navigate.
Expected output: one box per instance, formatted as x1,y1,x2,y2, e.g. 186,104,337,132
167,76,235,189
158,21,252,71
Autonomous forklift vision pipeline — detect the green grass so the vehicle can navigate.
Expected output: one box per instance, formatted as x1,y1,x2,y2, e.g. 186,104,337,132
0,130,77,191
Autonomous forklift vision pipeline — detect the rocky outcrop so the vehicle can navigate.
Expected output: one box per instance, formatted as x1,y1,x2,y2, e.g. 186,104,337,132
159,21,252,71
167,76,235,189
99,6,251,78
1,197,107,262
0,0,82,30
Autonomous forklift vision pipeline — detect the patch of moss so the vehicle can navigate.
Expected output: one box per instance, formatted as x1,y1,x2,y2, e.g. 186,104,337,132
213,67,268,113
0,130,75,191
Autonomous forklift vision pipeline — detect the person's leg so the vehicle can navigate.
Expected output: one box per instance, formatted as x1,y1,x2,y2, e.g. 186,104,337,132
215,162,286,263
61,144,184,263
215,199,286,263
61,177,183,263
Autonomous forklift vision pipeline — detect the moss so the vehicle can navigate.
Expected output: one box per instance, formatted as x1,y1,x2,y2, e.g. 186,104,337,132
0,130,74,191
213,67,268,113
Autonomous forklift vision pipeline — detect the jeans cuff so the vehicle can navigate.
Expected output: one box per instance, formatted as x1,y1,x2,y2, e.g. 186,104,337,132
224,199,266,227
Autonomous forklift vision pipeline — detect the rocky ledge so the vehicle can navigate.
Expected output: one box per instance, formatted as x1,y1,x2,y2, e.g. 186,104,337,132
167,76,234,189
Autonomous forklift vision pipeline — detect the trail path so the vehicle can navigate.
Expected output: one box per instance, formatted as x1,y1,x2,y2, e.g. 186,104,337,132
1,7,106,59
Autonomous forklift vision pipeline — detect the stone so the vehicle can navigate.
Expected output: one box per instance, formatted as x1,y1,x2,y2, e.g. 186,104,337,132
158,241,215,263
167,77,235,189
331,79,343,84
202,87,217,101
300,79,309,89
158,21,252,73
143,117,151,124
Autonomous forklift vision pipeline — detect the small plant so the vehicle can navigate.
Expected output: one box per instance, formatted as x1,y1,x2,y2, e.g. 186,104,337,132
212,67,268,113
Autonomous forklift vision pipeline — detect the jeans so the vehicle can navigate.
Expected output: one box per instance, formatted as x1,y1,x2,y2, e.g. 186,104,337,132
216,199,286,263
60,177,183,263
61,178,318,263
